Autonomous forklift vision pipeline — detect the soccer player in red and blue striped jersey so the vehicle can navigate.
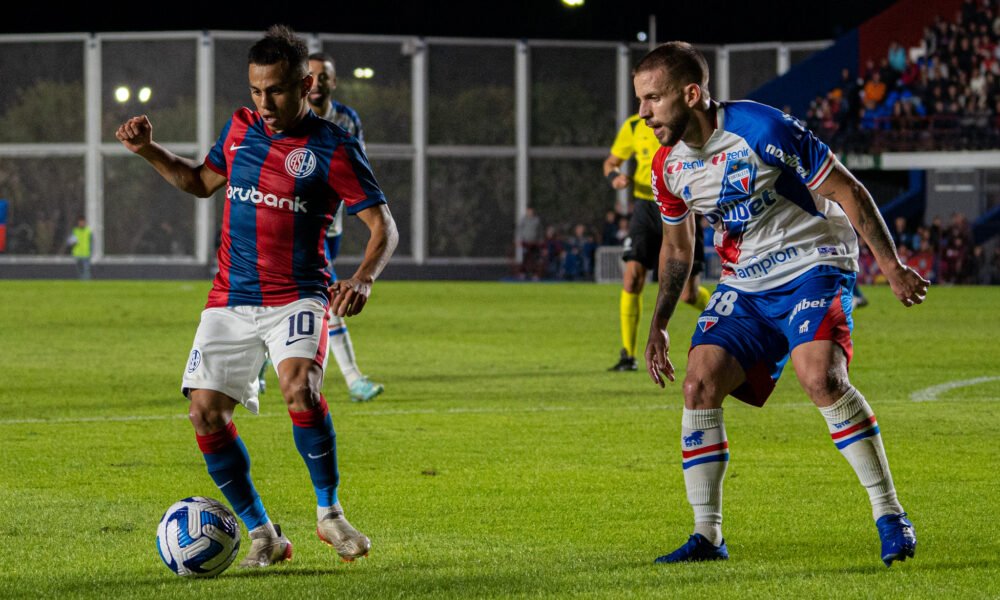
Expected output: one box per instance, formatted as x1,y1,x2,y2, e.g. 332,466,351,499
115,25,397,569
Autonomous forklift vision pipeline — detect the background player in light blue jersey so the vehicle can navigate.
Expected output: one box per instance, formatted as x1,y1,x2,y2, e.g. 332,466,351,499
637,42,929,567
258,52,381,402
308,52,364,140
304,52,384,402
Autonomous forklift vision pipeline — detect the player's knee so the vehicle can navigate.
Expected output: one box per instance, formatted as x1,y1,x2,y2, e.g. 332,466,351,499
798,366,850,404
682,374,723,409
623,270,645,293
279,376,321,411
188,403,228,433
679,288,696,305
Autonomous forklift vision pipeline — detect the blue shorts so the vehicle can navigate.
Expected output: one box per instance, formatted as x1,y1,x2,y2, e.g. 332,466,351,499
690,265,855,407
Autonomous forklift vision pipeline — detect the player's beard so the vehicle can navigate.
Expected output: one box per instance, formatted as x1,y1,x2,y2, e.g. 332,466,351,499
307,94,327,114
660,109,691,147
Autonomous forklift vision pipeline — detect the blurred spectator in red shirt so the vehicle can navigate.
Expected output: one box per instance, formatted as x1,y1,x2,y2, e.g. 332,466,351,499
907,237,937,282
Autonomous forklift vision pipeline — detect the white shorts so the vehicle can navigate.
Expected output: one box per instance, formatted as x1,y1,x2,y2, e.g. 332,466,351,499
182,298,329,413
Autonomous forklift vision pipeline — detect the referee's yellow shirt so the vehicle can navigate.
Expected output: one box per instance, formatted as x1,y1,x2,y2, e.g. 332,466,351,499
609,114,660,201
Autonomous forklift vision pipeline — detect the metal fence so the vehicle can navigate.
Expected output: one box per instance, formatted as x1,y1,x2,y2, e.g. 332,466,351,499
0,32,828,268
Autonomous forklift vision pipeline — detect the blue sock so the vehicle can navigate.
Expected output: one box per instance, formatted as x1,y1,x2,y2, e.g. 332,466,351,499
197,421,269,530
289,395,339,507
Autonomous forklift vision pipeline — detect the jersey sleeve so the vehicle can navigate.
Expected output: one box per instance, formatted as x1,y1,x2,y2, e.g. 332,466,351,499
760,110,836,191
652,146,688,225
327,138,387,215
352,112,365,147
609,118,635,160
204,116,234,176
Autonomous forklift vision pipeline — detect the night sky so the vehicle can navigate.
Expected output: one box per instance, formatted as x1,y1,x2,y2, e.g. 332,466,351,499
6,0,899,44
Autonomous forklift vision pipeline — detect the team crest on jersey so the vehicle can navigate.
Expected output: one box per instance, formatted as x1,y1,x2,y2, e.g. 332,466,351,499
698,316,719,332
285,148,317,179
726,162,754,195
186,349,201,373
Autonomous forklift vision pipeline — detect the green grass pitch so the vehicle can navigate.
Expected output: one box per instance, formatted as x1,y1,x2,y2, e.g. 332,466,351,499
0,280,998,598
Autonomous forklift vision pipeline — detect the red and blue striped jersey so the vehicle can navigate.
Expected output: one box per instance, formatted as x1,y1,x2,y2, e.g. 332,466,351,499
204,108,386,308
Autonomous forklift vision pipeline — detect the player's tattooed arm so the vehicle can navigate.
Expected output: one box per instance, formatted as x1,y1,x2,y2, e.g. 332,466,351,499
819,160,929,307
820,163,898,263
645,218,695,386
652,256,692,323
651,216,696,325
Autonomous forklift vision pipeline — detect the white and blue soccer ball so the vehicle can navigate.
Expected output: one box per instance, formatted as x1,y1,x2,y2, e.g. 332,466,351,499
156,496,241,577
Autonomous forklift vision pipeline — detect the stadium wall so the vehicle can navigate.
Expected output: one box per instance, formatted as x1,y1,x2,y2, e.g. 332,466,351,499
0,261,513,281
746,31,858,118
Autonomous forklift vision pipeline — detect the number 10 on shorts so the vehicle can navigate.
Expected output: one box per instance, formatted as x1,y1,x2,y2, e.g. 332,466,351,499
286,311,315,343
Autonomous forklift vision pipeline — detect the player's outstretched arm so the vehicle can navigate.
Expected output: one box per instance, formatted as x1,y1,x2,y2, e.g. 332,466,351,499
645,216,695,387
330,204,398,317
115,115,226,198
818,161,929,307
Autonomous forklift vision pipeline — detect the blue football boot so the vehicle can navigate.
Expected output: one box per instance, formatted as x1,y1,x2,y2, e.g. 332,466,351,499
876,512,916,567
654,534,729,564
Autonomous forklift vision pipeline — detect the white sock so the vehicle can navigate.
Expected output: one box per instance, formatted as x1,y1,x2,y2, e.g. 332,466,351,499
328,316,362,386
681,408,728,546
317,503,343,521
819,387,904,520
249,521,278,539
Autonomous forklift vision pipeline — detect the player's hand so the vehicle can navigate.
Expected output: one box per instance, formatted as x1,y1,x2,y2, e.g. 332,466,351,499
644,324,675,387
115,115,153,153
884,261,930,307
329,277,372,317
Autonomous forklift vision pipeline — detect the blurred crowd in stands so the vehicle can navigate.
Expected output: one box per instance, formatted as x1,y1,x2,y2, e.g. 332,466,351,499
807,0,1000,152
516,206,615,281
519,202,1000,285
860,211,1000,284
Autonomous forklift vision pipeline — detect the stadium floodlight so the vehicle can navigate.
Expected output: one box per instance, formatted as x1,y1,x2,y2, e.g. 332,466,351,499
114,86,130,103
562,0,584,7
637,31,648,42
138,87,152,103
353,67,375,79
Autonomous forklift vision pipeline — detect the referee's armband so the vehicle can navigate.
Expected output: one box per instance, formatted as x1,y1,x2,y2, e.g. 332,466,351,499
606,169,622,184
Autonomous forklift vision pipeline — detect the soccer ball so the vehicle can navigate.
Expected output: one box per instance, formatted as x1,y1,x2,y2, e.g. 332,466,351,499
156,496,241,577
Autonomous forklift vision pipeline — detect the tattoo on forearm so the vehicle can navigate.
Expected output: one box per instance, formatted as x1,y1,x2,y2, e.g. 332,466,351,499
653,257,691,321
849,181,897,259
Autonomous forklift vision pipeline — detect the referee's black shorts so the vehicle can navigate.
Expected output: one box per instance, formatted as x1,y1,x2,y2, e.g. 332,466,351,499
622,199,705,277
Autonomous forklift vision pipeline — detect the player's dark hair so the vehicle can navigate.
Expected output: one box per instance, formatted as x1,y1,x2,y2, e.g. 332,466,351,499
309,52,336,72
248,25,308,79
634,41,710,89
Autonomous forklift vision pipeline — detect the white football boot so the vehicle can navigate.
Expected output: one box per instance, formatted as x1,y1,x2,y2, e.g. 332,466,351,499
316,503,371,561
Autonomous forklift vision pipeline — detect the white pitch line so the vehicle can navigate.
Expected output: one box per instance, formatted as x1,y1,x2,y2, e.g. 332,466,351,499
910,376,1000,402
